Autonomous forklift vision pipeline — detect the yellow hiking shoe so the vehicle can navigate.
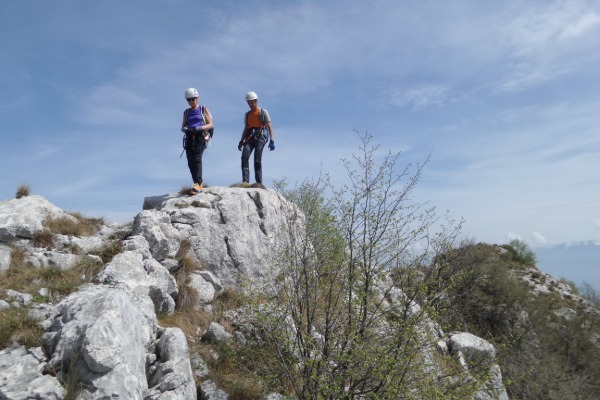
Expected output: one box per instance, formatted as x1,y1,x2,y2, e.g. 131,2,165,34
190,183,203,194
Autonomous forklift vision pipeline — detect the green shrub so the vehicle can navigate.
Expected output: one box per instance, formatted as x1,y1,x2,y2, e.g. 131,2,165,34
501,239,536,266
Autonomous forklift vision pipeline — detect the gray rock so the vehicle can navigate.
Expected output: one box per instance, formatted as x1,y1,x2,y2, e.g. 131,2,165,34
98,251,176,314
449,332,496,365
202,322,232,344
449,332,509,400
143,187,303,288
28,303,57,330
133,210,181,261
43,285,153,399
122,234,152,259
5,289,33,306
189,271,216,305
147,328,197,400
0,195,76,242
0,243,11,272
190,353,209,378
199,380,229,400
0,345,65,400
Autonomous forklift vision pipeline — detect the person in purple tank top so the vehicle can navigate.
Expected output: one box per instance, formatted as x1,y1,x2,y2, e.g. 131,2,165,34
181,88,213,195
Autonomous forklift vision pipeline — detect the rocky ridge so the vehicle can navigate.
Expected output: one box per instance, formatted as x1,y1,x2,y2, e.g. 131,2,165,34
1,188,571,398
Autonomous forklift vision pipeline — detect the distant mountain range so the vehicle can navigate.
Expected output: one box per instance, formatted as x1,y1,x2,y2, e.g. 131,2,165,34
535,240,600,291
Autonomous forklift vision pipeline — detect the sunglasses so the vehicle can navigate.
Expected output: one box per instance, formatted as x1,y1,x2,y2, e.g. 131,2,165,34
187,97,198,102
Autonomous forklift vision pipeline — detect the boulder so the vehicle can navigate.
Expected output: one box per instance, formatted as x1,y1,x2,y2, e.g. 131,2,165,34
43,285,153,399
0,195,76,242
0,243,11,272
0,345,65,400
143,187,303,288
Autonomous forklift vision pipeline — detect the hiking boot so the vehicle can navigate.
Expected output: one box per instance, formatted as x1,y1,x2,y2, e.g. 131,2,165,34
190,183,203,194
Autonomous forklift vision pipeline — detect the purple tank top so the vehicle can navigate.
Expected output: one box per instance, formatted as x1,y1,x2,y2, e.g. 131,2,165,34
186,107,204,129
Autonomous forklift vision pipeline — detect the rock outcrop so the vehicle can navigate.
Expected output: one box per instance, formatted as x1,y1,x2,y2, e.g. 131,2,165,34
0,188,300,399
0,189,518,399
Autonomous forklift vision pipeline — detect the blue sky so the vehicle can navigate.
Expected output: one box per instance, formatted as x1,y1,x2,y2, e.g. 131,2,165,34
1,1,599,252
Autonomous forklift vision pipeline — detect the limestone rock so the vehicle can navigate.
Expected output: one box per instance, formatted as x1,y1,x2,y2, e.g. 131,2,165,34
43,285,153,399
0,195,76,242
0,345,65,400
143,187,303,288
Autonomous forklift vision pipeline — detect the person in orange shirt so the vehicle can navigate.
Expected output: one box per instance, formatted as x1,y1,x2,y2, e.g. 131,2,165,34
238,91,275,185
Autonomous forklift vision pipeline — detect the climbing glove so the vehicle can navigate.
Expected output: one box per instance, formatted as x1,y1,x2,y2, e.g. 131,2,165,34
238,141,244,151
269,140,275,151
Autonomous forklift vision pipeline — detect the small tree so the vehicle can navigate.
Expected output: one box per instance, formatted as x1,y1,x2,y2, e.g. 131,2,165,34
243,132,483,399
505,239,536,266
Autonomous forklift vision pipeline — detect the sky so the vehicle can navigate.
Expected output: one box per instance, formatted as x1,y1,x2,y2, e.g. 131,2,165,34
1,0,599,283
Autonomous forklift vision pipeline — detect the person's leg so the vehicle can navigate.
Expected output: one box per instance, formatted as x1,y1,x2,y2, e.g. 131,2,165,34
241,142,254,183
194,145,205,185
253,140,266,184
186,140,198,184
187,141,205,186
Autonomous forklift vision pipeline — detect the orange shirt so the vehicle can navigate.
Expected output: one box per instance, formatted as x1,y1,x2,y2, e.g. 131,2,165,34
246,108,264,128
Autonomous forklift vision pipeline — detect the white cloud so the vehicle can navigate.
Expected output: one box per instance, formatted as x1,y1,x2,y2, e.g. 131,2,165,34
559,12,600,39
507,231,522,241
532,231,548,246
389,85,448,110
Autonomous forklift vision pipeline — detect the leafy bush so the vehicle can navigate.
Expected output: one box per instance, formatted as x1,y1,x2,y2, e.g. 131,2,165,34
240,132,477,399
501,239,536,266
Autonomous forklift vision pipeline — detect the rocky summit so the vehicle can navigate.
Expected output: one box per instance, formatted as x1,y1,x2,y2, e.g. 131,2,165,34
0,188,598,399
0,187,304,399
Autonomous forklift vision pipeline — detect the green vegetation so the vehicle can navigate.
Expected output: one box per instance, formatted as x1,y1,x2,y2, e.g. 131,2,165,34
226,132,480,399
0,307,43,349
0,254,104,301
501,238,537,266
440,242,600,399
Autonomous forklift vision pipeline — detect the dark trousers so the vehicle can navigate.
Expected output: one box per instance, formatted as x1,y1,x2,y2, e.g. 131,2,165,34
241,139,265,184
185,137,205,185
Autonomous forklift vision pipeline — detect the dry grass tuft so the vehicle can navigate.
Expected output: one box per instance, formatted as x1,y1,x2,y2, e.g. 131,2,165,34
0,308,44,349
158,310,212,340
32,229,54,249
91,241,123,264
179,185,193,195
0,254,104,299
15,184,30,198
43,213,104,237
229,182,250,188
173,239,205,312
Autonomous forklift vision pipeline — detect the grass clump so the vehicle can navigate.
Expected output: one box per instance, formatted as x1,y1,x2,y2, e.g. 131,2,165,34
91,241,123,264
32,229,55,249
229,182,250,188
16,184,30,198
0,307,44,349
43,212,104,237
0,255,104,299
172,239,204,312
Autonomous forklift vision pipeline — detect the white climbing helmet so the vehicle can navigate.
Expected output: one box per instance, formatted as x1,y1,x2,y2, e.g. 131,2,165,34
245,91,258,101
185,88,199,99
